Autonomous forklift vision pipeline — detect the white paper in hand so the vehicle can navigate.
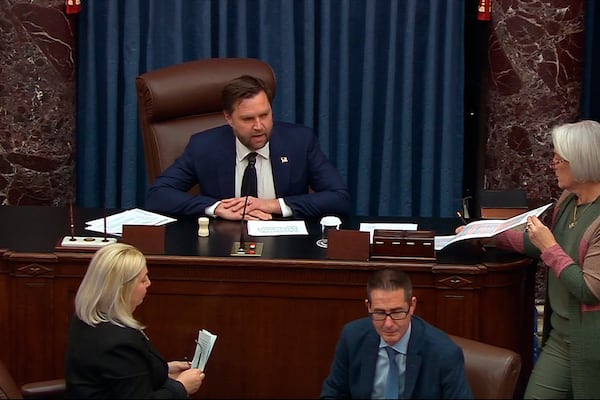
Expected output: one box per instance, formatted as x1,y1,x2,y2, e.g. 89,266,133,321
191,329,217,371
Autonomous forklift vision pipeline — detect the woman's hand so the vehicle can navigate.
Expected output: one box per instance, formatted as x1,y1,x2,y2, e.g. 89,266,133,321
176,368,205,395
526,216,557,252
168,360,190,379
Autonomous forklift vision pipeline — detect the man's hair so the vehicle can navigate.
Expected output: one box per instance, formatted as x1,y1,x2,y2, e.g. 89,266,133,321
74,243,147,330
552,120,600,182
366,269,413,302
222,75,273,115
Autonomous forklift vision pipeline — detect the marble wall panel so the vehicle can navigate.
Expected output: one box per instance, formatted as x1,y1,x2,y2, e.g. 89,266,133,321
0,0,76,206
485,0,585,208
485,0,585,302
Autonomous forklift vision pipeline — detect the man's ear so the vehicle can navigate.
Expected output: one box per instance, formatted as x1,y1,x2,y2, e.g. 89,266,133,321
223,111,233,127
364,299,370,311
410,296,417,314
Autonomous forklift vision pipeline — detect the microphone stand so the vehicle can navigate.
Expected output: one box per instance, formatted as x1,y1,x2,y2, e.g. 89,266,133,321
230,195,263,256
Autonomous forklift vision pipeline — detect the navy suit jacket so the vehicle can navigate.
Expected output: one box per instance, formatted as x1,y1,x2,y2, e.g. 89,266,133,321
146,122,351,218
320,316,473,399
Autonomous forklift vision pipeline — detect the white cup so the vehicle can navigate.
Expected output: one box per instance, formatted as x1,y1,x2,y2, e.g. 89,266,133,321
316,216,341,248
198,217,210,237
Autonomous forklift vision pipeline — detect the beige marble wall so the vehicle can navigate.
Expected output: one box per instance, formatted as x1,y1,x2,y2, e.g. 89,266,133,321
0,0,76,206
484,0,585,207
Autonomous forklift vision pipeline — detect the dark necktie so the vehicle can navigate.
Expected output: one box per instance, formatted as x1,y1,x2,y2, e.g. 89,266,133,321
241,152,258,197
384,346,400,399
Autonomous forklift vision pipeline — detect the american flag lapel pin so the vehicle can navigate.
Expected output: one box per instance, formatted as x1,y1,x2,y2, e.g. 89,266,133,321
280,156,288,164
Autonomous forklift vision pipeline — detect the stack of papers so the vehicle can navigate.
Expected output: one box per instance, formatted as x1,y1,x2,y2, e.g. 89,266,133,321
247,220,308,236
191,329,217,371
359,222,418,243
434,203,552,250
85,208,176,236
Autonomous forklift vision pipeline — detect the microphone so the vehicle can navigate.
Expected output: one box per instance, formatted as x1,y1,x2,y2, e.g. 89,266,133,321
239,195,250,251
230,195,264,256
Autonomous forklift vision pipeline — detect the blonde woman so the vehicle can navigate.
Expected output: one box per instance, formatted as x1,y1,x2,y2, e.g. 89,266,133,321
65,243,204,398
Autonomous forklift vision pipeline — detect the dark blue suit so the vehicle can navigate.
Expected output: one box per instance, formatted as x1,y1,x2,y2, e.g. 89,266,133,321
146,122,351,218
320,316,473,399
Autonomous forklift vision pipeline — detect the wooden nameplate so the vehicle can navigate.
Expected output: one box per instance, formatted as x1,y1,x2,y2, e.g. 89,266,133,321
121,225,165,254
326,230,370,261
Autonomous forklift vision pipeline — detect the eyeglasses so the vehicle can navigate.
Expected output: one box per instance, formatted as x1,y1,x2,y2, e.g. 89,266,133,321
369,306,411,321
550,158,569,168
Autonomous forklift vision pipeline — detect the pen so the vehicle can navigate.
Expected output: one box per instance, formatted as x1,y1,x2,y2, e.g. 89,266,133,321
456,211,468,225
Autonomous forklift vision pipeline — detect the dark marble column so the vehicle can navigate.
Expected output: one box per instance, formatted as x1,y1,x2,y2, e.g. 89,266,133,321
0,0,76,206
485,0,585,206
484,0,585,302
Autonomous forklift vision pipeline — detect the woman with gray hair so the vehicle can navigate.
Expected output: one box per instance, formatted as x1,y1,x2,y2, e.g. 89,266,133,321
495,120,600,398
65,243,205,398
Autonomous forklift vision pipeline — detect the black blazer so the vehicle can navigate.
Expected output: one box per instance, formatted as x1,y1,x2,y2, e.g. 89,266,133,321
65,316,187,399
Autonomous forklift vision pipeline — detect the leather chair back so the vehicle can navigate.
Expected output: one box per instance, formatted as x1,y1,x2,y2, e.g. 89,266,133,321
450,335,522,399
0,360,21,399
0,359,65,399
135,58,276,184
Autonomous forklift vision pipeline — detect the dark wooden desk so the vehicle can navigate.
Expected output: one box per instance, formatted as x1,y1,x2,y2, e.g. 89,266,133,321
0,206,534,398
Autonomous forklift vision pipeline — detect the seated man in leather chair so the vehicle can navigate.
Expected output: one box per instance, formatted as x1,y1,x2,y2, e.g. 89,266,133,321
146,75,350,221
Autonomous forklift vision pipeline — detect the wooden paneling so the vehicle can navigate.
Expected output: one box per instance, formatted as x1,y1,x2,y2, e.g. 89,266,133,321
0,207,534,398
4,254,534,399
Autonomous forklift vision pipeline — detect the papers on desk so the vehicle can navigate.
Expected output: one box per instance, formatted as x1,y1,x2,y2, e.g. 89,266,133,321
359,222,418,244
247,220,308,236
85,208,177,236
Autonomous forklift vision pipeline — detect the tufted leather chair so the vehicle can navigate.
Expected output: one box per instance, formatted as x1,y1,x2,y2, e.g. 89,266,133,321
135,58,276,186
450,335,522,399
0,360,65,399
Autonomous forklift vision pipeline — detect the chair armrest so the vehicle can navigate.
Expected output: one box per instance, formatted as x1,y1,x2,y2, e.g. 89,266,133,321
21,378,66,399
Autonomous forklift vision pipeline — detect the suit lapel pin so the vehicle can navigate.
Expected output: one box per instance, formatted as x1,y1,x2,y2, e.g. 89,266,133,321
280,156,288,164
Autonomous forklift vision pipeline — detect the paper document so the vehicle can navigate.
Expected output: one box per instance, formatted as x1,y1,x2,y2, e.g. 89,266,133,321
191,329,217,371
359,222,418,244
247,220,308,236
434,203,552,250
84,208,177,236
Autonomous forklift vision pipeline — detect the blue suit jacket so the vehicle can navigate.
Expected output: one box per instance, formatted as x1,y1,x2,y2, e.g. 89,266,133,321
320,316,473,399
146,122,351,218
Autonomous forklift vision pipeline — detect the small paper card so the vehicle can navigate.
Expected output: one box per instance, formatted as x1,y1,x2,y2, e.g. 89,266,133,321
191,329,217,371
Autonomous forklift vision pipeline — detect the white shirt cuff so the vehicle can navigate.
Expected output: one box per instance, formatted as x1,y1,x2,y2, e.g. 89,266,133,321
278,198,292,218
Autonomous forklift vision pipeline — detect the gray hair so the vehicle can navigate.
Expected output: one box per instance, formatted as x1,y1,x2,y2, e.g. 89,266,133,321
552,120,600,182
75,243,147,329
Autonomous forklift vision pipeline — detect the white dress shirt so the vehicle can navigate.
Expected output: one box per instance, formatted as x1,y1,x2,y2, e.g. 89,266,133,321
205,139,292,217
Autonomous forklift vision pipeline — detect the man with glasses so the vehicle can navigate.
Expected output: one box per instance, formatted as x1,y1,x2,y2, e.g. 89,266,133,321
320,269,472,399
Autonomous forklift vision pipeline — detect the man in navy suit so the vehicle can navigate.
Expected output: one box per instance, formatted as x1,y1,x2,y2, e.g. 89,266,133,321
321,269,473,399
146,75,350,221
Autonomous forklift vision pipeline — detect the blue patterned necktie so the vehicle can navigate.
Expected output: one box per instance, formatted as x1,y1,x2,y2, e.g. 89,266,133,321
241,152,258,197
384,346,399,399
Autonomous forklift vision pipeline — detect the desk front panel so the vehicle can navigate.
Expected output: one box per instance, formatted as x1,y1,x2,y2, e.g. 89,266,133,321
5,252,534,399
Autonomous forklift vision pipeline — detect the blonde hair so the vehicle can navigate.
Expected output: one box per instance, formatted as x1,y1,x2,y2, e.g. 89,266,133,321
552,120,600,182
75,243,147,330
